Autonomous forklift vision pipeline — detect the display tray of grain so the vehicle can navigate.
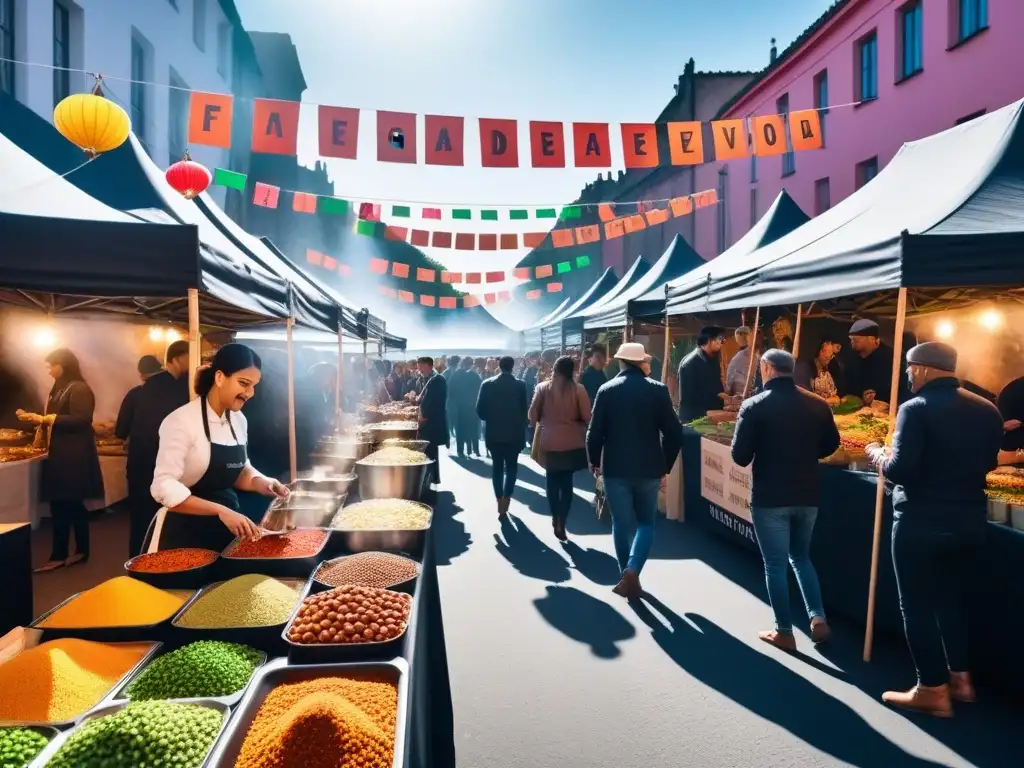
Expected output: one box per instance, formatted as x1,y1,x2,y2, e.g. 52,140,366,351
205,658,408,768
124,548,220,591
330,499,433,556
30,577,191,643
0,638,159,727
220,530,330,579
312,552,420,595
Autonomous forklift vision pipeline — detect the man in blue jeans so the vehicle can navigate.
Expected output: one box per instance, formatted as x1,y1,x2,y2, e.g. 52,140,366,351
730,348,841,651
586,343,683,599
476,356,529,516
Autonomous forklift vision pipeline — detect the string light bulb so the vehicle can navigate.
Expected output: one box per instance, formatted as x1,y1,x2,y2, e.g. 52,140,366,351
979,309,1002,331
149,327,165,341
935,320,955,340
32,328,57,349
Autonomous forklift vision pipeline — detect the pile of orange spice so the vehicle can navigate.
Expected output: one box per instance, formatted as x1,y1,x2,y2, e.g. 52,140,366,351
37,576,186,628
128,548,218,573
233,676,397,768
227,529,328,559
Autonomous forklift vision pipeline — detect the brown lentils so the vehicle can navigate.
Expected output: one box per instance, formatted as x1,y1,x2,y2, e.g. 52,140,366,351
286,585,412,646
315,552,420,590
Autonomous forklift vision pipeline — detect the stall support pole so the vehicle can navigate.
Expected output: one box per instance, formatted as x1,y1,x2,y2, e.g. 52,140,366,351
286,317,297,484
792,304,804,359
741,307,761,399
863,287,908,662
662,315,671,385
187,288,200,402
336,328,343,424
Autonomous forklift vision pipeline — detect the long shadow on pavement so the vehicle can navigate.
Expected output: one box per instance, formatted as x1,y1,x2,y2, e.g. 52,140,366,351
533,584,636,658
494,514,571,583
631,595,948,768
559,540,621,586
431,490,472,567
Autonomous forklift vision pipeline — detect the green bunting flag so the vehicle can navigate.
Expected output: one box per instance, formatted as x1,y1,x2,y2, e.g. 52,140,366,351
212,168,247,191
509,209,529,220
536,208,557,219
452,209,472,220
355,219,378,237
319,197,349,216
391,205,411,217
556,261,572,274
575,254,591,268
560,206,582,220
480,209,499,221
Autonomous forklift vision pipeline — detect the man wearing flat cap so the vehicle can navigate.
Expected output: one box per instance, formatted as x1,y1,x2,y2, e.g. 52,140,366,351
845,318,907,406
677,326,727,423
865,342,1003,717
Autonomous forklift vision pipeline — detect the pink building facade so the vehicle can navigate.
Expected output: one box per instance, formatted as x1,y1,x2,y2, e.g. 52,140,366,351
597,0,1023,274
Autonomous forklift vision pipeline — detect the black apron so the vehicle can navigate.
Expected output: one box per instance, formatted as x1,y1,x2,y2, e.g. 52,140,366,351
156,404,248,553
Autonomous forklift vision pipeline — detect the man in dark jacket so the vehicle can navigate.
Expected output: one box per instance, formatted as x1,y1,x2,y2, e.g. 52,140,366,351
114,355,163,442
730,349,840,652
124,341,190,557
677,326,727,423
580,344,608,408
845,318,909,405
587,343,683,600
449,356,482,457
442,355,459,438
476,356,529,516
866,342,1003,717
415,356,448,488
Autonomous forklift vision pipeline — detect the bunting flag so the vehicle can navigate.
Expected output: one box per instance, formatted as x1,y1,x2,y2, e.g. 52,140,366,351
187,91,825,166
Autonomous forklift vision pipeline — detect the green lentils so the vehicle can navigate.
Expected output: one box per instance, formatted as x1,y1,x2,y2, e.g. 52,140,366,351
175,575,302,629
0,727,49,768
124,641,262,701
45,701,223,768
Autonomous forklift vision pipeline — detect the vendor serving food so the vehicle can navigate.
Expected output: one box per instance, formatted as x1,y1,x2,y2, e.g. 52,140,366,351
147,343,288,552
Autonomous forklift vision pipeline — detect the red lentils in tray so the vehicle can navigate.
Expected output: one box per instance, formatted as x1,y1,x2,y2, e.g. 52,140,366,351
128,548,218,573
228,529,328,559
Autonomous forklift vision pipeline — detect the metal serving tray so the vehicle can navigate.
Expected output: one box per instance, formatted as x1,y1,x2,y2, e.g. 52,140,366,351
0,642,161,729
219,529,330,579
31,586,192,643
204,657,409,768
311,552,420,596
329,501,433,556
29,699,232,768
108,644,269,708
280,580,410,665
4,726,59,768
123,550,220,591
290,471,357,495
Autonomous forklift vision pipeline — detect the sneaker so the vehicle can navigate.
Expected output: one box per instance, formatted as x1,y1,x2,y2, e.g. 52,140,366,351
948,671,976,703
758,630,797,652
882,684,954,718
810,618,832,644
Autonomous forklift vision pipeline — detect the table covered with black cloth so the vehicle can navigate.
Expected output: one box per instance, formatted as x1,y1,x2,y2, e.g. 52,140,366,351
681,428,1024,698
0,522,32,636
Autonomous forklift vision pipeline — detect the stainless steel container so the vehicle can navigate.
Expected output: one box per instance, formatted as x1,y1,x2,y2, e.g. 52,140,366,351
308,452,357,475
290,472,356,495
329,500,433,555
355,459,433,500
260,496,344,532
1012,504,1024,532
371,422,421,443
380,438,430,452
109,649,268,708
204,657,409,768
988,498,1010,524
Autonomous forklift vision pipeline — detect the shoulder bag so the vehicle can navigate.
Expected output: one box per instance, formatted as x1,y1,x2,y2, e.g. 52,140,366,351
530,386,546,468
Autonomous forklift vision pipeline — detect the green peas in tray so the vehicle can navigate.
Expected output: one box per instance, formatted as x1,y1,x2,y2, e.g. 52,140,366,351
0,726,51,768
122,641,264,702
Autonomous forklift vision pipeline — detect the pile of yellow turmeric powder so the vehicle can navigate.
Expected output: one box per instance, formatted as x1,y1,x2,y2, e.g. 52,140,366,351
36,576,186,628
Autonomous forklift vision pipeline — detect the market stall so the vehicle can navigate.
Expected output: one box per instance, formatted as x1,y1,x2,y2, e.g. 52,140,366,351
521,295,575,353
669,98,1024,695
559,255,650,350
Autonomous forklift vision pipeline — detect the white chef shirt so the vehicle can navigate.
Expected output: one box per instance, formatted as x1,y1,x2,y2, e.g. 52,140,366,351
150,397,260,509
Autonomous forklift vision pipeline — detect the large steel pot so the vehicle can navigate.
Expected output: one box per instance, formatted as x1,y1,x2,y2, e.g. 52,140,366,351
380,438,429,453
370,422,421,443
355,459,433,501
308,453,357,475
291,472,356,495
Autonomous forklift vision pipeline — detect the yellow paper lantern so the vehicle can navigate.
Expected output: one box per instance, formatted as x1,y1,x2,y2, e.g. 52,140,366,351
53,93,131,156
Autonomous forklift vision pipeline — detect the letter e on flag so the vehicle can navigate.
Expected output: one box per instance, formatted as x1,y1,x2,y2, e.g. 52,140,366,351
529,121,565,168
188,92,233,148
667,121,704,165
318,106,359,159
620,123,659,168
479,118,519,168
788,109,823,152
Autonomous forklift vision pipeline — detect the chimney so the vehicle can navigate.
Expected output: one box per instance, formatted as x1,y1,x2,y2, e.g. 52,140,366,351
606,171,613,182
770,38,778,64
595,173,604,184
617,170,625,182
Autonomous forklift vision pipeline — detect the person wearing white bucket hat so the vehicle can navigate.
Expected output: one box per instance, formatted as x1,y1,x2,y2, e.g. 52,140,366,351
587,342,683,599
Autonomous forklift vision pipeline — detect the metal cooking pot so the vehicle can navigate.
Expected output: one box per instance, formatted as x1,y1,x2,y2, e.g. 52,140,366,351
355,459,433,501
371,422,421,443
380,438,430,453
291,472,357,495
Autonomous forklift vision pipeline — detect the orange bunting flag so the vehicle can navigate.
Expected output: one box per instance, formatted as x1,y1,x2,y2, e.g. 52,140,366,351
439,297,457,309
465,273,482,284
455,233,475,251
292,192,317,214
369,258,389,275
479,118,519,168
484,293,498,305
575,224,600,244
513,268,531,280
441,271,462,284
789,110,823,152
431,231,453,248
410,229,430,247
252,183,280,208
604,219,626,239
752,114,787,156
252,98,300,155
485,271,504,283
551,229,575,248
526,289,542,300
337,264,352,277
598,204,616,222
620,123,658,168
670,196,694,217
463,295,480,308
384,226,408,242
530,121,565,168
416,267,436,282
535,264,554,279
500,233,518,250
391,262,410,279
318,106,359,159
694,189,719,209
425,115,465,166
478,233,497,251
378,286,397,298
522,232,546,249
667,121,704,165
188,92,233,148
322,255,337,270
645,208,670,226
498,290,511,303
420,294,436,307
623,214,647,234
547,282,563,292
711,119,749,160
306,248,323,266
377,110,417,164
573,123,611,168
398,290,414,303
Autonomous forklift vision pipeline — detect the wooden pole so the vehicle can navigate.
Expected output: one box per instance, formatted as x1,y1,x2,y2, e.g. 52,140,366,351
661,315,671,385
792,304,804,359
863,286,908,662
187,288,200,402
285,317,297,484
741,307,761,399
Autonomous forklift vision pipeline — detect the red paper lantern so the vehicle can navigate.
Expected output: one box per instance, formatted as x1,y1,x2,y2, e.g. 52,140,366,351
165,154,212,199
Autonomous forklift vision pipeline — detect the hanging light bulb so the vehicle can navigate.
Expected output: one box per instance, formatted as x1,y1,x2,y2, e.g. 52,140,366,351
935,320,955,340
149,326,165,341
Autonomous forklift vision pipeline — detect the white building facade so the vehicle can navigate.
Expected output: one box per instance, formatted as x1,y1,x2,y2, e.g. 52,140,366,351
1,0,242,207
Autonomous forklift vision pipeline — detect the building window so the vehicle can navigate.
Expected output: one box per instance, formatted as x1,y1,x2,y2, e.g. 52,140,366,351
958,0,988,43
856,157,879,189
749,188,758,227
813,70,828,145
193,0,206,51
955,109,986,125
777,93,795,176
814,178,830,215
53,3,71,106
0,0,14,97
130,35,149,149
168,70,189,164
898,1,923,80
856,31,878,101
216,22,230,78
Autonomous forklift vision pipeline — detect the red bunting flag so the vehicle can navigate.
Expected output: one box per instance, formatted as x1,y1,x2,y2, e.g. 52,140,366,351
551,229,575,248
422,208,442,219
398,290,415,303
455,233,475,251
432,231,452,248
575,224,600,244
522,232,546,248
439,297,457,309
479,118,519,168
306,248,323,265
484,293,497,305
500,234,518,249
384,226,408,242
535,265,553,279
322,255,337,271
410,229,430,247
465,273,482,284
252,98,300,155
318,106,359,159
478,233,497,251
420,294,436,307
376,111,417,163
463,295,480,308
441,271,462,284
391,262,410,278
252,182,280,208
369,258,389,275
188,92,233,148
425,115,465,166
485,271,504,283
529,121,565,168
513,268,531,280
547,282,563,292
526,289,542,300
572,123,611,168
416,267,435,282
604,219,626,239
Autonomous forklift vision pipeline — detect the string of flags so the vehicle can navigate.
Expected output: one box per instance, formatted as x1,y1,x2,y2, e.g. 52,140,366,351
187,91,825,168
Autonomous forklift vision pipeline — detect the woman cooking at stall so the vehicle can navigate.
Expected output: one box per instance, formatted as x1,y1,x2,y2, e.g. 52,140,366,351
147,343,288,552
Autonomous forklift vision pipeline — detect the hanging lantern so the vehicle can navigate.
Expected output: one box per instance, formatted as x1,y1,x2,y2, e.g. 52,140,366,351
165,152,212,199
53,81,131,156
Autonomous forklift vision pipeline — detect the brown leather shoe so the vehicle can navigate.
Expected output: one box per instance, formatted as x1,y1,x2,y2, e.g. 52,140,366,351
810,618,832,644
617,568,640,599
882,684,954,718
758,630,797,652
949,671,976,703
553,518,567,542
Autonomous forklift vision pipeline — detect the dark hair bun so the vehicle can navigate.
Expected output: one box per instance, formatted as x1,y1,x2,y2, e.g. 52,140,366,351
194,344,262,397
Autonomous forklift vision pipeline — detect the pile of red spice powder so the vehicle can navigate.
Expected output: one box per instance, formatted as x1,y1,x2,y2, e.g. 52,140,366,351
128,548,218,573
228,529,328,559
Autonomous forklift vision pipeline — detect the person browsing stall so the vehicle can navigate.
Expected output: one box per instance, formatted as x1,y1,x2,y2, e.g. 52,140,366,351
148,344,289,552
412,356,448,489
114,355,163,441
677,326,727,422
996,375,1024,462
580,344,608,407
726,326,760,396
477,356,529,516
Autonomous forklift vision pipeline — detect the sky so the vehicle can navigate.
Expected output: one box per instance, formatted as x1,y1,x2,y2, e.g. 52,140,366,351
234,0,837,332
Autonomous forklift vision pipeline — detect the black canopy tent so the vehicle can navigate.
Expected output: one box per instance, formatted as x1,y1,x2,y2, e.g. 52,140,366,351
560,255,651,347
586,234,707,329
539,267,619,350
521,295,575,352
